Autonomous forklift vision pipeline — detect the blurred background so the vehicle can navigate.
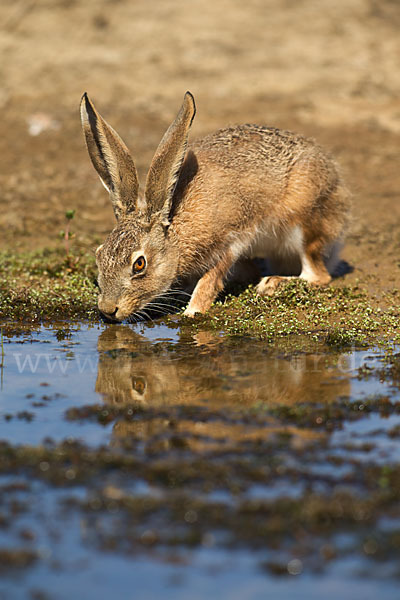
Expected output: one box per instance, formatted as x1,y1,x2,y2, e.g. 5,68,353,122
0,0,399,285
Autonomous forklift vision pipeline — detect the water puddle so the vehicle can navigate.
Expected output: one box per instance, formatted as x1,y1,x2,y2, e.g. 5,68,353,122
0,320,399,598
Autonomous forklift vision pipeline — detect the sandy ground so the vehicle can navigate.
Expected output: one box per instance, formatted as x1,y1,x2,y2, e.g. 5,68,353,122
0,0,399,292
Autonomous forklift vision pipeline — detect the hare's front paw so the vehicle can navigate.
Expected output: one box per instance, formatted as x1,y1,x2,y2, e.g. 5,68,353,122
183,306,201,317
256,276,292,296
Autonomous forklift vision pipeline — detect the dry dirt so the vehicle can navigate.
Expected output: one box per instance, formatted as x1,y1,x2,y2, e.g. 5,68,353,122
0,0,399,292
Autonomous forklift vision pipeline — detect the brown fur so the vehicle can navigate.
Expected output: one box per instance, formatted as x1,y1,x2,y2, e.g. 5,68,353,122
80,92,351,321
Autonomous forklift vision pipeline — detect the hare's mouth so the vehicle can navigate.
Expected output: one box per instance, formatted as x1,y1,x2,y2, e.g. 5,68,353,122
98,307,122,324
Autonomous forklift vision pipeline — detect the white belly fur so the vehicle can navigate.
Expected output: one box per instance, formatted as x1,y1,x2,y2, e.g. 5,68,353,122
229,224,340,278
246,224,304,260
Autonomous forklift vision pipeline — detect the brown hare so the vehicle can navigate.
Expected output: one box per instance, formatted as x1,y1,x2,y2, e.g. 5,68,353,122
80,92,350,321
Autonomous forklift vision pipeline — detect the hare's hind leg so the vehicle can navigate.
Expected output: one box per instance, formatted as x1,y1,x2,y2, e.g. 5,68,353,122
256,236,331,297
256,157,335,297
256,275,295,296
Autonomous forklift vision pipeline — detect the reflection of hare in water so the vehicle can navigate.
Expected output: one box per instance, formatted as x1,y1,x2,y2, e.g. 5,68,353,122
96,326,351,411
95,326,352,449
95,326,196,406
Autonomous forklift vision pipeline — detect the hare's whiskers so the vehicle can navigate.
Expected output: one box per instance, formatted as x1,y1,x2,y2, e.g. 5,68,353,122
145,305,170,316
147,301,176,311
138,309,153,322
164,289,192,297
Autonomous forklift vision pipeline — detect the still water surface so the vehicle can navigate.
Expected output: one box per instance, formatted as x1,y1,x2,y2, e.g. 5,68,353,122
0,321,399,599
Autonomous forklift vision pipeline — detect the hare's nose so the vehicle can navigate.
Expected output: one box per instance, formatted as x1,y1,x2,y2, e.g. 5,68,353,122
98,296,121,322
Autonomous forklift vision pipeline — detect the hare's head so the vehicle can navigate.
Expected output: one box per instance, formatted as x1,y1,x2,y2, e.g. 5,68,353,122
80,92,196,322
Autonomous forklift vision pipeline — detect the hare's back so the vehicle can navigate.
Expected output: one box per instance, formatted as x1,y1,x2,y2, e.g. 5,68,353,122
190,124,324,172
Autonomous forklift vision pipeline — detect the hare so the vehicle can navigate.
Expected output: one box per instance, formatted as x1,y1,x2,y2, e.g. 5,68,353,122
80,92,350,321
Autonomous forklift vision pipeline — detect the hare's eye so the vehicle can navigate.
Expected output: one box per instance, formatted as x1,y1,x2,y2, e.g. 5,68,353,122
132,256,146,274
131,376,146,395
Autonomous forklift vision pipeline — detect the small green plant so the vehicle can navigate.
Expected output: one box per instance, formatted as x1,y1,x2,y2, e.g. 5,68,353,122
325,327,365,348
64,209,75,255
59,209,78,268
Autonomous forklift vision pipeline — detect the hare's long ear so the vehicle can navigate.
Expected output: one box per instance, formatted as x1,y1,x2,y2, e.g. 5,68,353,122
80,93,139,220
144,92,196,224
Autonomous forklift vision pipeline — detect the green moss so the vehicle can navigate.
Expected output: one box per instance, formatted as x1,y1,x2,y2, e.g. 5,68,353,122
187,279,400,350
325,327,367,348
0,248,97,322
1,249,399,350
